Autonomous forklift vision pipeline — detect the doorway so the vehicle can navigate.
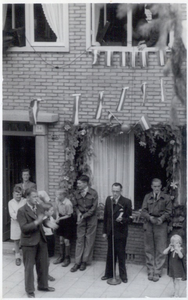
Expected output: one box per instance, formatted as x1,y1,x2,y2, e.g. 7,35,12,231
3,135,36,241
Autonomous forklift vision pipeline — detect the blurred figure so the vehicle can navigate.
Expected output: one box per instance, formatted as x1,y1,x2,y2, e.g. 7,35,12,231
15,169,36,198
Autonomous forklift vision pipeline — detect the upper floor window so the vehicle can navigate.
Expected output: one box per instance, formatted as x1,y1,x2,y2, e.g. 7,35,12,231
3,3,69,52
87,3,171,50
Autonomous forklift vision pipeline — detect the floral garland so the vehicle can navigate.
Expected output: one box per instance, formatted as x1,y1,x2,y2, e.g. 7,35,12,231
60,120,183,199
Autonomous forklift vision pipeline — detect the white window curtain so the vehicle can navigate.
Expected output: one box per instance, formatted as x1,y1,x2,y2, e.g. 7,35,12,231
91,133,132,204
3,4,8,29
93,3,105,44
42,4,64,42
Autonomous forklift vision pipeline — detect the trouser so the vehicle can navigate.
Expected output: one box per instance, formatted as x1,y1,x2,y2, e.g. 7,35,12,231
104,235,127,280
144,221,168,276
75,215,97,265
22,239,49,293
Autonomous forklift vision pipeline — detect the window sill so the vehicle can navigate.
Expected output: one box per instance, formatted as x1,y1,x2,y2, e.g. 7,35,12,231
88,45,171,53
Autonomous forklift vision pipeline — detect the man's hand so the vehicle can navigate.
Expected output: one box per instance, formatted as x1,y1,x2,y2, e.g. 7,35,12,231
77,213,83,225
156,217,163,225
102,233,107,240
34,213,44,226
116,216,123,222
46,219,59,230
149,216,157,224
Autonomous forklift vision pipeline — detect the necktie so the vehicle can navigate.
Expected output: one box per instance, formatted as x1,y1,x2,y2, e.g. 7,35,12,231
32,206,37,216
155,194,158,201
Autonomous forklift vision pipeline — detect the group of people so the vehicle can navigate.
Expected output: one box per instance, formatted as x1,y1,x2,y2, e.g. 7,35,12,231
8,169,186,298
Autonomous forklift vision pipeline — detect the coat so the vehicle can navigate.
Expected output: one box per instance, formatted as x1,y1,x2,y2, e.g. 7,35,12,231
17,203,47,247
103,195,132,239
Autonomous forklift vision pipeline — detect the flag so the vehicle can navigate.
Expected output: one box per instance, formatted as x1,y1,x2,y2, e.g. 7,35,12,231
105,50,113,67
140,51,148,68
158,49,166,66
139,115,151,131
107,110,115,122
92,49,100,65
29,98,42,125
116,87,129,112
121,52,127,67
95,91,104,120
161,78,166,102
72,94,81,125
141,82,147,105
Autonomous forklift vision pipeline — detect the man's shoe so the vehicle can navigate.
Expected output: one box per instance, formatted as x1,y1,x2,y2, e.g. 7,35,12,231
70,264,80,272
121,278,128,283
53,256,64,264
79,262,86,271
38,287,55,292
153,274,159,282
62,257,70,267
27,292,35,298
101,276,111,280
48,275,55,281
148,274,153,281
15,258,21,266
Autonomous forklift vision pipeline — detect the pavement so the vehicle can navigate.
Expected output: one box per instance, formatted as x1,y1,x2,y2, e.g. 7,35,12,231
2,242,187,299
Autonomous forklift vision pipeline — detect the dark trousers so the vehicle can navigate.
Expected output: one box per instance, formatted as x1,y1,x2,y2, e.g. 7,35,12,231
22,239,49,293
144,221,168,276
104,235,127,280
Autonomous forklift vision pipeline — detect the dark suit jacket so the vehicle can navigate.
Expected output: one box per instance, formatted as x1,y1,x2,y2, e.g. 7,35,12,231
17,203,47,247
103,195,132,239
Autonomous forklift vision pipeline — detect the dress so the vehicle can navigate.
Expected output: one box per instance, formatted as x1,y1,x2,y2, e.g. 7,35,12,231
55,198,74,240
168,250,186,278
8,198,26,240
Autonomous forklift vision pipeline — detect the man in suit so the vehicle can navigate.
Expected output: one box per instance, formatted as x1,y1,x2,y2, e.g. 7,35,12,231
15,169,37,198
17,188,55,298
101,182,132,283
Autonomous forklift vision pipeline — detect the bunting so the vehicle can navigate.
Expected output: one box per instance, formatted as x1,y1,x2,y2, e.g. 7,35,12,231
141,82,147,105
116,87,129,112
107,110,115,122
121,52,127,67
105,51,113,67
92,49,100,65
139,115,151,131
161,78,166,102
131,51,138,68
95,91,104,120
72,94,81,125
158,50,166,66
140,51,148,68
29,98,42,125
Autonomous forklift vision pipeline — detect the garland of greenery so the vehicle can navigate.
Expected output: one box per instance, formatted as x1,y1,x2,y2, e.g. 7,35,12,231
60,120,183,198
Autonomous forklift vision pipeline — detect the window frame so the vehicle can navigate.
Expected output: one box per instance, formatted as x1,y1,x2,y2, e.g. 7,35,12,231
6,3,69,52
86,3,173,52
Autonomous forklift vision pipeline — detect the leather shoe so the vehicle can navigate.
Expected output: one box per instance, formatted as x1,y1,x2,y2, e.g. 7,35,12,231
79,262,86,271
153,274,159,282
27,292,35,298
15,258,21,266
121,278,128,283
38,287,55,292
70,264,80,272
101,276,111,280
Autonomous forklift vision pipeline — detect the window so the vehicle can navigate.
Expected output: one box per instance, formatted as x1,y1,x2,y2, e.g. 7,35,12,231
87,3,170,51
3,3,69,52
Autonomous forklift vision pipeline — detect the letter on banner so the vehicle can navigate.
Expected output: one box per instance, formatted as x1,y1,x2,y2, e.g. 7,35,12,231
107,110,115,122
105,51,113,67
29,98,42,125
139,115,151,131
140,51,148,68
92,49,100,65
121,52,127,67
72,94,81,125
161,78,166,102
131,51,138,68
116,87,129,112
141,82,147,105
95,91,104,120
158,50,166,66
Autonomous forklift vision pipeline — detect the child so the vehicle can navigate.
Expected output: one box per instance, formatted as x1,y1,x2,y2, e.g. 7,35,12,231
38,191,57,281
53,189,74,267
8,186,26,266
163,234,186,297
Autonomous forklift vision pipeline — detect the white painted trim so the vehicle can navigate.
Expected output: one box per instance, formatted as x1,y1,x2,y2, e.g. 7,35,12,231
129,132,135,209
3,131,33,136
3,110,59,123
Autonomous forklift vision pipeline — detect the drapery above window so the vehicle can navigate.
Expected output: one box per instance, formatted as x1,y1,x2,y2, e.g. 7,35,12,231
91,133,133,204
42,4,64,43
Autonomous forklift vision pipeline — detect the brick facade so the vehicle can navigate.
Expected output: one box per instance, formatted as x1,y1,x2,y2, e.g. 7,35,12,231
3,3,187,260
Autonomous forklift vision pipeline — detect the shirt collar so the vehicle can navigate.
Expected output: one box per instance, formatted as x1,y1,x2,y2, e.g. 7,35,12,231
27,202,36,210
